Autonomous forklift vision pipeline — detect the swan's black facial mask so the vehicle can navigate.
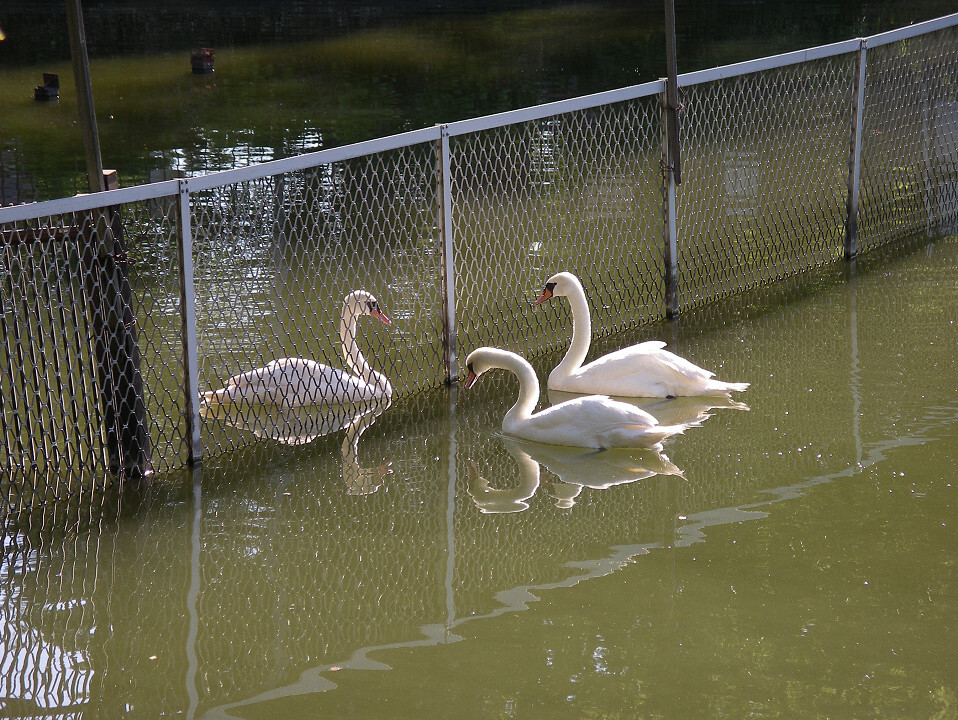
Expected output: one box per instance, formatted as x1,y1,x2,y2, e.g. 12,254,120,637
464,362,478,389
366,300,391,326
533,282,556,307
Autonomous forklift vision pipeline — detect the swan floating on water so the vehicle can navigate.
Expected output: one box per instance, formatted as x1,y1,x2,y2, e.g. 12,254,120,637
202,290,392,408
464,346,688,450
534,272,749,398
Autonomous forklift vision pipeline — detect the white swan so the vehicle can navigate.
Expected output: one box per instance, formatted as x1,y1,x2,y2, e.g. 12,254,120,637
464,347,688,450
203,290,392,407
534,272,749,398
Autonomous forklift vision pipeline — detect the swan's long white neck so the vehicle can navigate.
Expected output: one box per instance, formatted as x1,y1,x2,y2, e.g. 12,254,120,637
552,282,592,382
498,351,542,425
340,313,389,391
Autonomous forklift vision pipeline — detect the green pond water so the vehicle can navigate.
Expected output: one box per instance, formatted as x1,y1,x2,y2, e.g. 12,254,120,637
2,1,954,202
1,236,956,718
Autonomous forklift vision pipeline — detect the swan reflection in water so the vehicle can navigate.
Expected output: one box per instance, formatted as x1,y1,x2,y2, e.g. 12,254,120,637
339,400,392,495
466,436,684,513
548,389,748,427
466,448,540,514
200,398,392,494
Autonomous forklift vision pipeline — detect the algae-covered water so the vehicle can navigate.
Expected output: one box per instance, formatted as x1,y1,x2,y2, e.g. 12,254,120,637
1,1,953,201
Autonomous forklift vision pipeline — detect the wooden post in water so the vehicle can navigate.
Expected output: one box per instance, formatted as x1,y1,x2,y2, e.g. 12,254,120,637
65,0,151,480
65,0,104,193
80,210,152,479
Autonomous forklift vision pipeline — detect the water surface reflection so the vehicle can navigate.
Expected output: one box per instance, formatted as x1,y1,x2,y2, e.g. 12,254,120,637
0,236,955,718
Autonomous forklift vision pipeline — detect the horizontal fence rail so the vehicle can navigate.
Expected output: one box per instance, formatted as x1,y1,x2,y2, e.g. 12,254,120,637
1,13,957,505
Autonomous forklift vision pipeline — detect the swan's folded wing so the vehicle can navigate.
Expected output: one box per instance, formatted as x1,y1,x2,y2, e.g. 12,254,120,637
648,350,717,380
579,343,716,384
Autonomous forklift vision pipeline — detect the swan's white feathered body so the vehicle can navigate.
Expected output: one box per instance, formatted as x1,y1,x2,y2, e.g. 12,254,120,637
464,347,687,450
203,290,392,407
535,272,749,398
548,389,749,426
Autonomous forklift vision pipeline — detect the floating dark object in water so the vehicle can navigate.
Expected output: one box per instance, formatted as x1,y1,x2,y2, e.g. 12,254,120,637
34,73,59,101
191,48,214,74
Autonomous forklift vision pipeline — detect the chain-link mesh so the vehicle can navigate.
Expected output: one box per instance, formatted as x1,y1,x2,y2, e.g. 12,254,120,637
676,54,857,308
859,26,958,250
1,18,957,500
193,144,445,460
450,97,666,366
1,198,188,509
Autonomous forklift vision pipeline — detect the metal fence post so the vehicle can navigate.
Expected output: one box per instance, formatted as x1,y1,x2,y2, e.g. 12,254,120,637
176,179,203,464
436,125,459,384
845,39,868,260
272,173,287,248
659,85,680,317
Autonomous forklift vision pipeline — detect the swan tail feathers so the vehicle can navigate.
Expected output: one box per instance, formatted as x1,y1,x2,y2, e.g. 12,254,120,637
719,381,750,393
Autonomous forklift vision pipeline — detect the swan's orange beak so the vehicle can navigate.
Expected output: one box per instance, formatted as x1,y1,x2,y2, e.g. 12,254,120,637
533,284,554,307
464,370,478,389
373,308,391,326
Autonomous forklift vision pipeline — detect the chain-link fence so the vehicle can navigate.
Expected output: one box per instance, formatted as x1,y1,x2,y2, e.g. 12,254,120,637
1,14,957,505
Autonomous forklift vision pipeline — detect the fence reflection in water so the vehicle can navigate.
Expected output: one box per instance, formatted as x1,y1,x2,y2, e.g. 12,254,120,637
0,230,956,714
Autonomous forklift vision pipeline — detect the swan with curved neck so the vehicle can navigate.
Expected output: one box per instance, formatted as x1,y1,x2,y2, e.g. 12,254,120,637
534,272,749,398
203,290,392,407
464,347,687,450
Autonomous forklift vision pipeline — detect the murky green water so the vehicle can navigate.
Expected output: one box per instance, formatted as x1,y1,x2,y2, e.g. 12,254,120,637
1,237,956,718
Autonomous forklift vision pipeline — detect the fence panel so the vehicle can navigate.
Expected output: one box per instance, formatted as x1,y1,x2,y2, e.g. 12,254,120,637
449,94,667,372
676,53,857,309
0,196,188,502
858,24,958,250
191,142,445,460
